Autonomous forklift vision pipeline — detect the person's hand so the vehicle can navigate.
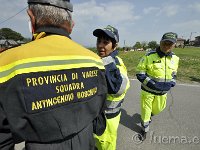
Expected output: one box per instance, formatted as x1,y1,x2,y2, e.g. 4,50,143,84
146,80,156,89
170,81,176,87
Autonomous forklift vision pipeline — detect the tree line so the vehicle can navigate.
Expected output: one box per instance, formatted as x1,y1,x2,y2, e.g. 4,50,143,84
0,28,31,42
0,28,159,50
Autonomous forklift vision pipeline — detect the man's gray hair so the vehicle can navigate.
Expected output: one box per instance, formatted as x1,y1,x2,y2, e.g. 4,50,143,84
29,4,72,28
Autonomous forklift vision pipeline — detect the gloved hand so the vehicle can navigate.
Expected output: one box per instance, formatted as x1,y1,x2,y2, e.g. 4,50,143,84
170,81,176,87
146,80,156,89
93,112,106,136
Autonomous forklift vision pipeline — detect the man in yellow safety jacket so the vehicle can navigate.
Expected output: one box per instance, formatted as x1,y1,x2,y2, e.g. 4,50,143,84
136,32,179,141
0,0,107,149
93,25,130,150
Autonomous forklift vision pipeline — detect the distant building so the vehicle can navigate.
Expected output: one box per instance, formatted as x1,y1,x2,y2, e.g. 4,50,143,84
0,39,20,52
194,36,200,46
176,38,185,48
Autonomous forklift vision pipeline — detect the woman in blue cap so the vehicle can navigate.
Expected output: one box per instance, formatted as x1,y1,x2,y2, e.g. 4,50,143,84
93,25,130,150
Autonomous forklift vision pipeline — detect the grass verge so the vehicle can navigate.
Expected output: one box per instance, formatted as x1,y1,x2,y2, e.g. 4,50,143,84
119,47,200,84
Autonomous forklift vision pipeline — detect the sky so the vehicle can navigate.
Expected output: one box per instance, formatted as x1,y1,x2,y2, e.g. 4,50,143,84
0,0,200,47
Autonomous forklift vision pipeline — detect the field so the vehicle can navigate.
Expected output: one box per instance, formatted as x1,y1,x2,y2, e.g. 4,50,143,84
119,47,200,84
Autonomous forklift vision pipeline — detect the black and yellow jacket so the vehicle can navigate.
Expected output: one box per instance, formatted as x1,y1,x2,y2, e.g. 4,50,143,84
136,47,179,95
0,27,107,150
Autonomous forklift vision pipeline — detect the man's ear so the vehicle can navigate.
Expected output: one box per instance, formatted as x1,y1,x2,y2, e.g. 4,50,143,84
63,20,74,34
69,20,75,34
27,9,36,33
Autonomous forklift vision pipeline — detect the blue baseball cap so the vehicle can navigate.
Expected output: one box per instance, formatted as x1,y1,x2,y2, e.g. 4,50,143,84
93,25,119,43
161,32,178,43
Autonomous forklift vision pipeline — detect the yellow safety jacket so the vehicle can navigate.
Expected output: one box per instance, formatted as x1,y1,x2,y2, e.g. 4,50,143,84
102,50,130,117
0,27,107,150
136,47,179,95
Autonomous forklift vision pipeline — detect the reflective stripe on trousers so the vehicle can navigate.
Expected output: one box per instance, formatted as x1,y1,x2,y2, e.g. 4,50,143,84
104,99,123,114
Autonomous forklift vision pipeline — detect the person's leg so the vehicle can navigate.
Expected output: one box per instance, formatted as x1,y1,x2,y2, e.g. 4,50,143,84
140,90,155,140
141,90,154,132
152,94,167,115
95,112,121,150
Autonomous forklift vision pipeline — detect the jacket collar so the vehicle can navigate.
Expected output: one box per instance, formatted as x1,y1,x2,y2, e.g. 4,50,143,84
156,47,173,58
33,26,71,40
109,50,119,57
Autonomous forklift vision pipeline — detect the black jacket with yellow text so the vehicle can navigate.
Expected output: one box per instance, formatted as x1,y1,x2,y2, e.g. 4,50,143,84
0,27,107,150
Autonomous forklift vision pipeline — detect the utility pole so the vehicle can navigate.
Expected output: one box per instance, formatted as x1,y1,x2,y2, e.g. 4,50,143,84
189,32,197,46
189,32,196,41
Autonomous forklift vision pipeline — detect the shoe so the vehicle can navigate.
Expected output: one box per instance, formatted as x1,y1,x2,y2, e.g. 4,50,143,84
138,130,147,141
149,113,154,124
149,117,152,124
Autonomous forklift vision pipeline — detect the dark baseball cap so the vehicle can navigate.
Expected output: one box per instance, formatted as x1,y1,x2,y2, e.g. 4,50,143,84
161,32,178,43
93,25,119,43
27,0,73,12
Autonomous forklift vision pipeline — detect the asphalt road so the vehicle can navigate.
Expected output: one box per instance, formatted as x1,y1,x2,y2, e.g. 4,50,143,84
15,80,200,150
117,80,200,150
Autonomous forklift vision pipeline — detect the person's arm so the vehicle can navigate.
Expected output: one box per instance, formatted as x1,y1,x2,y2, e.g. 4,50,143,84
102,56,123,94
115,58,130,96
170,56,180,87
0,106,14,150
136,56,156,89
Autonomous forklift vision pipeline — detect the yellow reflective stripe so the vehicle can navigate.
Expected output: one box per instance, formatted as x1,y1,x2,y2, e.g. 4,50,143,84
105,99,123,109
136,71,146,74
0,56,104,83
0,56,103,72
143,77,151,85
147,74,173,82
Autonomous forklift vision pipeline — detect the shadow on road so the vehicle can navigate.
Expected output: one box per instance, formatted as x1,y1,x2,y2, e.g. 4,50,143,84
120,109,142,133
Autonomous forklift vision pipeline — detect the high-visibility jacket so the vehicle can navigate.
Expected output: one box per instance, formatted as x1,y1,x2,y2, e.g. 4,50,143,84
95,50,129,150
0,27,107,150
102,50,130,117
136,47,179,95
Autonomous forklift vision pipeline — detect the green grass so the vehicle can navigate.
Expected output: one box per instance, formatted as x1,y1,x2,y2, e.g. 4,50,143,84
119,47,200,84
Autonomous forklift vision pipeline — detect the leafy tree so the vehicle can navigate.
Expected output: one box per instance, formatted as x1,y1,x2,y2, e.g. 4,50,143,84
148,41,159,49
0,28,24,41
141,41,148,50
88,47,97,53
23,37,32,43
185,39,190,45
118,47,125,51
133,41,142,49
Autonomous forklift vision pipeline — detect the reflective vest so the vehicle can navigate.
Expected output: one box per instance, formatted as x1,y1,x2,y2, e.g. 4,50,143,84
105,56,130,115
136,48,179,95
